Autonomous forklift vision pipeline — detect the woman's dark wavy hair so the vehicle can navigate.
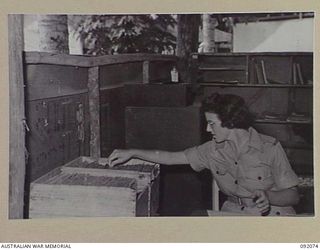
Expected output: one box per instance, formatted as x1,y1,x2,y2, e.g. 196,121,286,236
202,93,254,130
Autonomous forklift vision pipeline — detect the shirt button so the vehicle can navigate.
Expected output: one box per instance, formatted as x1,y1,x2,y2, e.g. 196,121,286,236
235,180,238,184
258,176,262,180
234,161,238,165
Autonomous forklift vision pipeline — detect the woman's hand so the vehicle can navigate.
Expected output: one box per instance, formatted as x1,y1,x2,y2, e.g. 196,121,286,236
108,149,133,167
252,190,271,216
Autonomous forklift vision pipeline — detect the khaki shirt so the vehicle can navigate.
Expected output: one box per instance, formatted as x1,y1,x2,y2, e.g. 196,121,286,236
184,127,299,216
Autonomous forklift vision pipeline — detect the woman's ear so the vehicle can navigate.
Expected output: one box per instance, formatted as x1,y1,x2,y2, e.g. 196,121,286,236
222,120,234,129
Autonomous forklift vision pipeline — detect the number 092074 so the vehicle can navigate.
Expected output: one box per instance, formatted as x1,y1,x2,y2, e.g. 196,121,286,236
300,244,319,248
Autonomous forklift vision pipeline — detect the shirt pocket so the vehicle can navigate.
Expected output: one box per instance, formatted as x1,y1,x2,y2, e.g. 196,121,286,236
242,162,274,190
210,158,229,175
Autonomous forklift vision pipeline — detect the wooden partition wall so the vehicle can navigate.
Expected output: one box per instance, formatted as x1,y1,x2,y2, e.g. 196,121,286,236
11,51,177,218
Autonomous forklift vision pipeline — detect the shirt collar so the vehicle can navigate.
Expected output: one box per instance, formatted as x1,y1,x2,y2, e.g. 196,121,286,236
247,127,264,152
226,128,249,152
225,127,263,153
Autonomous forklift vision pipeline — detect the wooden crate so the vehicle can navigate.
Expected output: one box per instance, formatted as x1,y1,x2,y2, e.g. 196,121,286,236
125,106,203,151
29,157,160,218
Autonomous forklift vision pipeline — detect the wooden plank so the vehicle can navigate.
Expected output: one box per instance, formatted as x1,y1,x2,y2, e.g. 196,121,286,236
61,156,159,193
198,67,246,71
199,55,247,68
212,180,220,212
136,187,149,216
8,14,25,219
31,167,62,185
150,174,160,215
93,53,177,66
193,52,313,57
88,67,101,157
30,170,137,189
199,83,313,88
29,184,136,218
142,61,150,84
26,94,90,181
25,51,177,67
62,167,151,193
200,71,247,83
25,64,88,101
25,52,94,67
99,87,125,156
99,62,143,87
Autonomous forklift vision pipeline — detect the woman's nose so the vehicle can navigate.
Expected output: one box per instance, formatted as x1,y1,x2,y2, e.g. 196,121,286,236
206,124,212,132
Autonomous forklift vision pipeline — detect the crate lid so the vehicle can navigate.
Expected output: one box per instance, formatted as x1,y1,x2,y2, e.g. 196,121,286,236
34,170,137,190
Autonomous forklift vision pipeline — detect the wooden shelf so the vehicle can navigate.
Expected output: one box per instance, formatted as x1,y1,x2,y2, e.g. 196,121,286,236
100,84,124,90
198,67,246,71
255,118,312,125
199,83,313,88
193,52,312,57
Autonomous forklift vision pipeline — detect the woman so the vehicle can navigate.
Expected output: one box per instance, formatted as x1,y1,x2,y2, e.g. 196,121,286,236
108,93,300,216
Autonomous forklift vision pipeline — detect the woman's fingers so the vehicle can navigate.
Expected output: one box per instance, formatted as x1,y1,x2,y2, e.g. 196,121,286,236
109,150,119,159
108,149,132,167
252,190,271,215
257,202,269,211
108,149,122,166
259,205,270,214
109,158,123,167
255,197,269,208
109,156,126,167
253,191,265,202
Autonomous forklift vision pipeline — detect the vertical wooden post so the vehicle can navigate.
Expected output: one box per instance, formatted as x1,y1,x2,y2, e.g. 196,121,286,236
212,179,220,211
142,60,150,84
8,14,26,219
88,66,101,158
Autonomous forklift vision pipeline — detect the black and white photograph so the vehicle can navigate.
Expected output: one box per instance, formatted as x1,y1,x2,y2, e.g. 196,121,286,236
8,12,314,220
3,0,319,243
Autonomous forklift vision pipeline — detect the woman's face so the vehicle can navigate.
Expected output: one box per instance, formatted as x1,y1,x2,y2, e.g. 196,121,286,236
205,112,232,143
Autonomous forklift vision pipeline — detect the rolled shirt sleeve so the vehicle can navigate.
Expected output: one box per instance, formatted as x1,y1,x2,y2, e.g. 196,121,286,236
271,142,300,190
184,141,215,172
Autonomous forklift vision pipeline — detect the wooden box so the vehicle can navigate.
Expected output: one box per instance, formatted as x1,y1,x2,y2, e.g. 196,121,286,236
29,157,160,218
125,106,203,151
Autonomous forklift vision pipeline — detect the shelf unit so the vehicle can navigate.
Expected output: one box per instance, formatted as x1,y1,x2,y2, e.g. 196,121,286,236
193,52,313,85
192,52,313,171
254,119,311,125
199,83,312,88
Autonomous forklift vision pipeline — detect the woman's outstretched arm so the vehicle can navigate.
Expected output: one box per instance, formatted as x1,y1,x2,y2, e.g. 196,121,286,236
108,149,188,167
